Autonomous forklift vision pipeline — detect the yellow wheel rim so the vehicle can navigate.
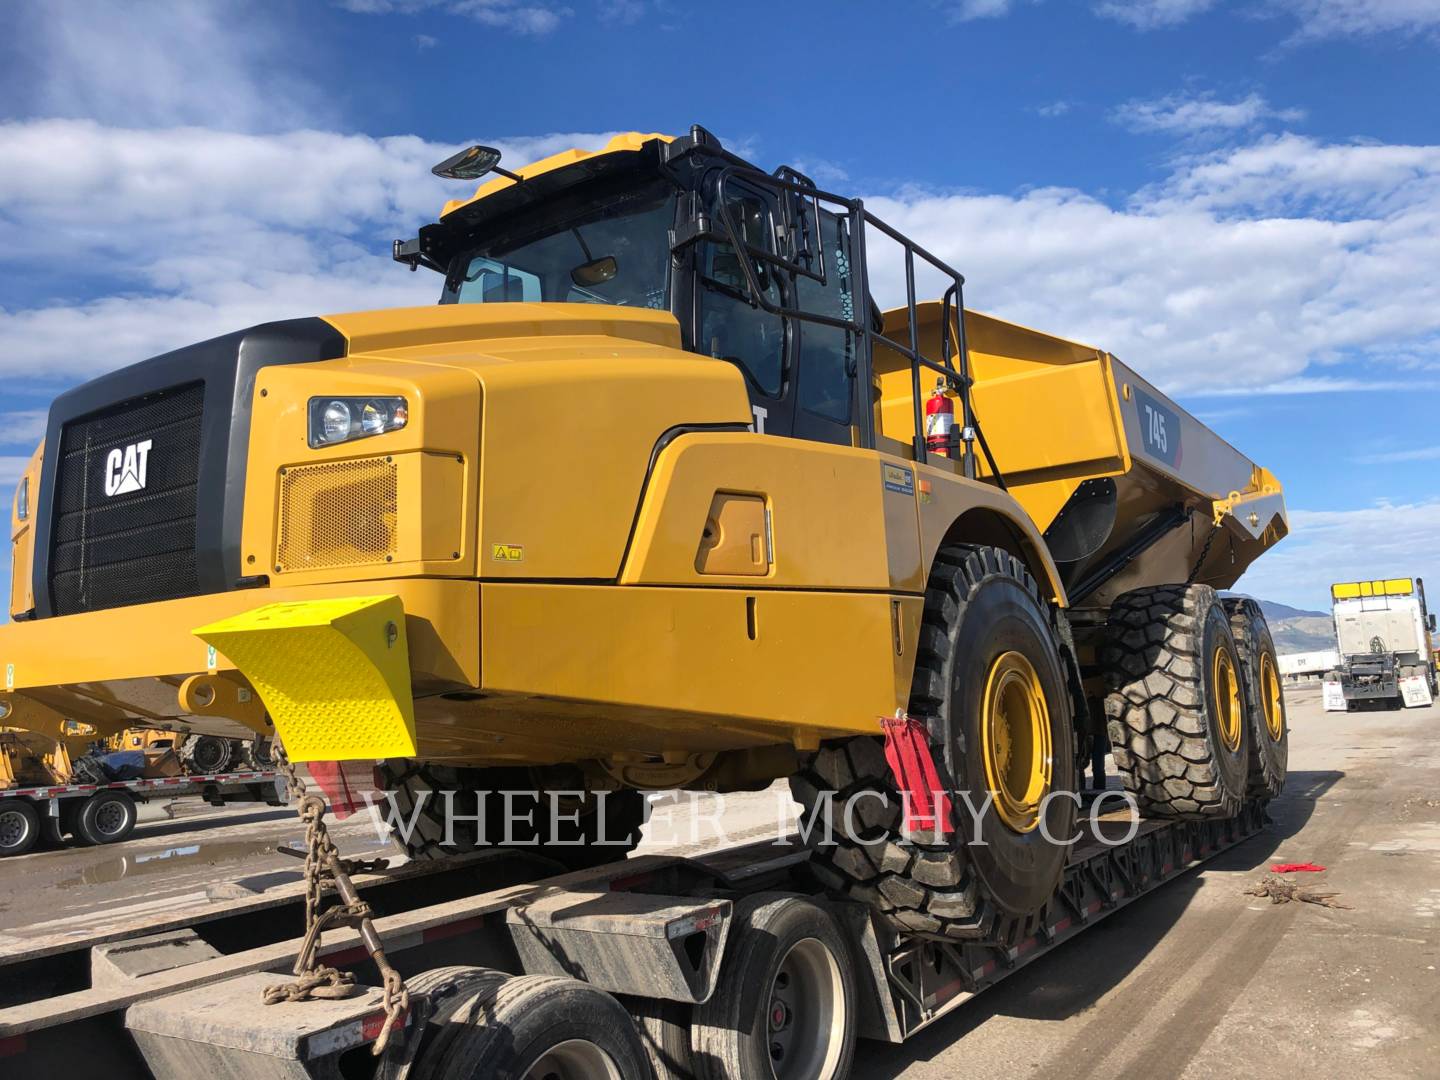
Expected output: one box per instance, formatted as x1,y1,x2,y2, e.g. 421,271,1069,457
1212,646,1243,752
1260,652,1284,742
980,651,1053,834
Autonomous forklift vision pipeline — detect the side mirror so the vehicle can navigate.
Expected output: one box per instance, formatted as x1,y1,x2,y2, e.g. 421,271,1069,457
1428,614,1436,633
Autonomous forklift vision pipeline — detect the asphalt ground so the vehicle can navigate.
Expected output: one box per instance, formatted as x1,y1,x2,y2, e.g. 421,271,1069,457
1,682,1435,1077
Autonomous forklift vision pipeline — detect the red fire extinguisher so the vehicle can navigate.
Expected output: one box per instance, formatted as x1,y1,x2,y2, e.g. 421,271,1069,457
925,379,957,458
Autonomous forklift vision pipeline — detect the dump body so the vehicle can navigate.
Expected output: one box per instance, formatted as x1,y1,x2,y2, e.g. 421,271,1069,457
875,304,1287,615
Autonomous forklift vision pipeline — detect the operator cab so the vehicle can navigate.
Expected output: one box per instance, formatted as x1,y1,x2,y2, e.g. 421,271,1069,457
399,126,984,468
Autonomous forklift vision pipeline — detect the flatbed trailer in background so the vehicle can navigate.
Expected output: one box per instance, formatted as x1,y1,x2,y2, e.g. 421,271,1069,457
0,796,1266,1080
0,770,283,855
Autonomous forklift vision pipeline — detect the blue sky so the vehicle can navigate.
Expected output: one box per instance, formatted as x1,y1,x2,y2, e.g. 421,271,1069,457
3,0,1440,616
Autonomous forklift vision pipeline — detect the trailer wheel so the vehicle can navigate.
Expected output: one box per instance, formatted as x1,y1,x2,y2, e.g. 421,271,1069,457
620,994,694,1080
181,734,236,775
691,894,856,1080
376,761,646,870
76,790,138,845
1223,598,1288,799
0,799,41,857
413,973,650,1080
376,966,510,1080
1102,584,1250,819
791,545,1077,941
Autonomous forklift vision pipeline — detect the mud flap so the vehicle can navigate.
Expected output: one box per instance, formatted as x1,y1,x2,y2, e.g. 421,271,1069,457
1400,674,1433,708
194,596,416,763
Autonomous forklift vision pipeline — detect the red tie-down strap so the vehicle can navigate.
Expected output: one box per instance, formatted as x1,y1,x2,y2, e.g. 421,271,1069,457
308,760,366,820
880,714,954,836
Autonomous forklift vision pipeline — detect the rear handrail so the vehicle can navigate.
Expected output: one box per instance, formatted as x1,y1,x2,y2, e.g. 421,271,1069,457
710,166,1006,485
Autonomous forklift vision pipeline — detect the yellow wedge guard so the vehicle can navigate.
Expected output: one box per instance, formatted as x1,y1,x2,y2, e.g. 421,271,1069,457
194,595,417,763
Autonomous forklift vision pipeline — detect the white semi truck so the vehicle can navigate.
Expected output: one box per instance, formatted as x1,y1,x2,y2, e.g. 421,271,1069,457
1323,577,1438,711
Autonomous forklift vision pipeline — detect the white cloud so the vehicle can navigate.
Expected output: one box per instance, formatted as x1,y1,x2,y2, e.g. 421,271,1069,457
2,1,323,132
0,458,28,488
1113,92,1306,135
860,132,1440,395
1094,0,1217,28
335,0,571,34
947,0,1024,22
599,0,649,22
415,33,439,48
1035,101,1074,118
1275,0,1440,40
1235,499,1440,611
1353,445,1440,465
0,412,48,450
0,121,622,380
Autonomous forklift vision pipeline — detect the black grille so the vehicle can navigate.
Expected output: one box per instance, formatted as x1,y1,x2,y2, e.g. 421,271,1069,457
50,382,205,615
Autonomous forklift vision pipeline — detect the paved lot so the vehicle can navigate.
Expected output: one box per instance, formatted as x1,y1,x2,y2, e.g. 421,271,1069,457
1,683,1437,1077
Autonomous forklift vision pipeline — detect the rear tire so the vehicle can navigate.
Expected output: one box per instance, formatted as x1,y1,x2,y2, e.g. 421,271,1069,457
243,736,276,770
1223,598,1288,799
376,761,647,871
413,973,651,1080
76,790,138,845
0,799,41,857
690,894,856,1080
790,545,1077,941
376,966,510,1080
1102,584,1250,819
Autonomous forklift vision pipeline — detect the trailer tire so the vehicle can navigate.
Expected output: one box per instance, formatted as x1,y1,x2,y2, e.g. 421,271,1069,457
413,973,651,1080
691,894,855,1080
181,734,236,775
0,799,41,857
791,545,1077,941
1102,584,1250,819
76,790,138,846
621,995,694,1080
377,966,510,1080
1223,598,1288,799
376,761,647,870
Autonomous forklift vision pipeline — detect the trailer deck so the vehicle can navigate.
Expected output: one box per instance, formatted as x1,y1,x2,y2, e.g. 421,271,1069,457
0,796,1267,1079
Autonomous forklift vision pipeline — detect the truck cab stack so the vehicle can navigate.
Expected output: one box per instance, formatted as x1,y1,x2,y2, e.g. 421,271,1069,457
1323,577,1438,711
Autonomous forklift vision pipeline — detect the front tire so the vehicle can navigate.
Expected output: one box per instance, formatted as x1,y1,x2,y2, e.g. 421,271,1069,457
791,545,1077,942
0,799,41,857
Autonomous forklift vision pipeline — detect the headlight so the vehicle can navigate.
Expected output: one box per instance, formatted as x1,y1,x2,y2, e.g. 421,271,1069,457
308,396,408,448
15,475,28,522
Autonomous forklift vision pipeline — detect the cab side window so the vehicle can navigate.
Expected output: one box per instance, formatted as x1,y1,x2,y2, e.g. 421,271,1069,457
794,209,856,424
697,187,786,397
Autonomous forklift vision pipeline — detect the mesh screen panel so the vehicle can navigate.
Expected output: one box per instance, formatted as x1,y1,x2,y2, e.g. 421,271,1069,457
50,382,204,614
277,457,399,572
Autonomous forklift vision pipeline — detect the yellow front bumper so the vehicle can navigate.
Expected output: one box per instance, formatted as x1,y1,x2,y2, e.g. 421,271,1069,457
0,579,478,757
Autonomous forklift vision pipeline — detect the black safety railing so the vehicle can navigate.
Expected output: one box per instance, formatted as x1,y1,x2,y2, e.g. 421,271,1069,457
711,165,1005,486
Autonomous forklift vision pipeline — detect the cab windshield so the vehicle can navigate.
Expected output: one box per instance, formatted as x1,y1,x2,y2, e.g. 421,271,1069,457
443,179,676,310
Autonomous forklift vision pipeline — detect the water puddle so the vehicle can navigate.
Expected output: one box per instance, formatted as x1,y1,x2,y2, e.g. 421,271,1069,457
57,839,302,887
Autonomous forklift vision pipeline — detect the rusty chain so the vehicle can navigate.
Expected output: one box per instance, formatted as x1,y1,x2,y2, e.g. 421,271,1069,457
1186,521,1220,585
265,748,410,1056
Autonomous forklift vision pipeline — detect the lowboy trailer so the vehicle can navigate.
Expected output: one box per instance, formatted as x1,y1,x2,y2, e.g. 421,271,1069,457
0,769,283,856
0,795,1266,1079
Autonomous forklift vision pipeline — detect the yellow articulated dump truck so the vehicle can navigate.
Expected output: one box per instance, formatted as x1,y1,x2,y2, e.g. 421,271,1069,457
1,127,1287,940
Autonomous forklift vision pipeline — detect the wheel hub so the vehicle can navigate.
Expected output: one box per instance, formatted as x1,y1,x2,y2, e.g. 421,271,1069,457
1261,653,1284,741
523,1038,622,1080
1212,648,1244,752
980,650,1053,833
0,811,26,848
764,936,845,1080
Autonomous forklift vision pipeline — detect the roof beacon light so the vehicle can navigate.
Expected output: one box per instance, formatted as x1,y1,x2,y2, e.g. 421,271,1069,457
431,144,523,182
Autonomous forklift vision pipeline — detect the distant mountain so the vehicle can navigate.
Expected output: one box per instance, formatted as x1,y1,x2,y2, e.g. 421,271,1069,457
1222,594,1335,655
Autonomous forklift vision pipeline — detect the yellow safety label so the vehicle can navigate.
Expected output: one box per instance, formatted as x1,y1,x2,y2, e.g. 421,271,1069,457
491,543,525,562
